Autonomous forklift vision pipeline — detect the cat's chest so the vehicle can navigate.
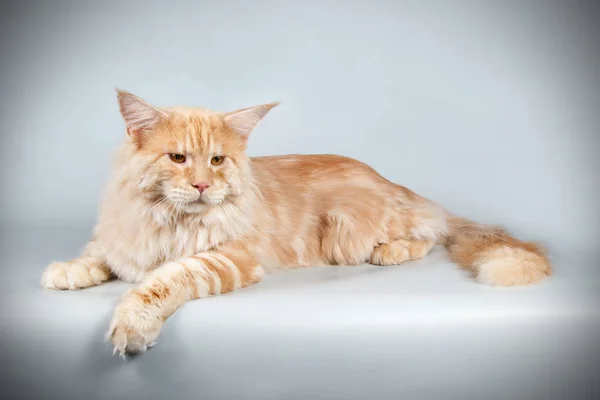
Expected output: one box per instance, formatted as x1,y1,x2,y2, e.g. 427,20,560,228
95,193,256,282
99,219,209,282
99,210,249,282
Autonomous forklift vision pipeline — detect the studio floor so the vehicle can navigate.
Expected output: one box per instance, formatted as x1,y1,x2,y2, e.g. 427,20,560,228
1,225,599,400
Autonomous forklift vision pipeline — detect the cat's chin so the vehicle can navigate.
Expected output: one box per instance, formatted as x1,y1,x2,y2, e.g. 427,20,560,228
182,197,225,213
183,201,209,213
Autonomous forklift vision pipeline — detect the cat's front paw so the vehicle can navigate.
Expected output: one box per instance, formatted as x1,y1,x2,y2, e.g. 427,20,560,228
41,258,110,290
106,294,162,356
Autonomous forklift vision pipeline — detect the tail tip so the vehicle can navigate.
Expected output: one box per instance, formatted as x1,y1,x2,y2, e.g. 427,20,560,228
475,247,551,287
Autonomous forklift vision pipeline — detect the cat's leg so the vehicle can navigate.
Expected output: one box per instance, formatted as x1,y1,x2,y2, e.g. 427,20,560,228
320,213,379,265
41,241,112,290
107,243,263,355
370,238,435,266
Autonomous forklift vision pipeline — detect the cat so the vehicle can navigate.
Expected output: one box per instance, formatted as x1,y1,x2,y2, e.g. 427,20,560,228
41,90,551,356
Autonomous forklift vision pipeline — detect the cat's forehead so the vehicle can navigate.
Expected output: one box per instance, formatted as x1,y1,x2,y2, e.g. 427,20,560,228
147,109,241,154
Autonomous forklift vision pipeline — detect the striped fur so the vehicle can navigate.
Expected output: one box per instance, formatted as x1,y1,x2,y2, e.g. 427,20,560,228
107,245,263,354
41,90,551,355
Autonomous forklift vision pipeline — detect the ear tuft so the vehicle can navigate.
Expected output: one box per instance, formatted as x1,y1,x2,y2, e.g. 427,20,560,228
224,102,279,138
115,89,167,137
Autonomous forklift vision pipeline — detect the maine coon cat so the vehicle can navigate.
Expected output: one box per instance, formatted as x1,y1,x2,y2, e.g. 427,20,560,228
41,90,551,355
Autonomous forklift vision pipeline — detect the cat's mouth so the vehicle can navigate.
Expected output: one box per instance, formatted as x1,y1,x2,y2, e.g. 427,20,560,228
159,191,225,209
190,197,207,205
187,196,222,207
198,196,225,205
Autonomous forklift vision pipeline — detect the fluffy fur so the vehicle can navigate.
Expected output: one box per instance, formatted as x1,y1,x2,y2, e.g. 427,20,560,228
41,90,551,355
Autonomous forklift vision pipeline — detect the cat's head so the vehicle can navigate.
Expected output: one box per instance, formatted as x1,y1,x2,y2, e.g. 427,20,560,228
116,90,278,214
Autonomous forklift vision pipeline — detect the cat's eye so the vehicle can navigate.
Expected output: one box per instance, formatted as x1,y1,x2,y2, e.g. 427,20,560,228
169,153,186,163
211,156,225,166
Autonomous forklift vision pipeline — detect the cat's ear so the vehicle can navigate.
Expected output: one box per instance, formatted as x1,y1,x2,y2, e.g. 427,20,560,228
116,89,167,139
224,102,279,138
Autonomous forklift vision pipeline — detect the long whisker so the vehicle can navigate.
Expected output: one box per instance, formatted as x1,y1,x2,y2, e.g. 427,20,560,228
165,198,177,223
175,199,185,221
145,196,171,216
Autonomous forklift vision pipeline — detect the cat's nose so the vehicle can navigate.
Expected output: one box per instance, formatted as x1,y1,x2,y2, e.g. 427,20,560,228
192,183,210,193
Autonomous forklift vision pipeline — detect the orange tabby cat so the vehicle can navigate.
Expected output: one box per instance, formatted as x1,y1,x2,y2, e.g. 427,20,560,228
41,90,551,355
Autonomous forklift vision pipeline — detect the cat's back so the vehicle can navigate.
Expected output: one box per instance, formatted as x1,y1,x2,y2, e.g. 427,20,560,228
250,154,387,186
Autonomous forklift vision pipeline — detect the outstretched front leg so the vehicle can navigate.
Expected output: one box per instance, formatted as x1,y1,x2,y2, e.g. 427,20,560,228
107,242,263,355
370,238,435,266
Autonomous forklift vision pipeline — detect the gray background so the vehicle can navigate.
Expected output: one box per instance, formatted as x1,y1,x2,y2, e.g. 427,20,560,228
1,1,599,400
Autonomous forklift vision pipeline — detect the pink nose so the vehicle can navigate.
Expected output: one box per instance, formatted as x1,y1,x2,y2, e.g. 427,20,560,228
192,183,210,193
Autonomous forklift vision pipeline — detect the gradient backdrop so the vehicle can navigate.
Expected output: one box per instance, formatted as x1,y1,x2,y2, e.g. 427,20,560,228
1,1,599,399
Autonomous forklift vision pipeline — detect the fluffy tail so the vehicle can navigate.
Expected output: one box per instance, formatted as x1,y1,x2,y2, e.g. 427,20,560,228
443,215,551,286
